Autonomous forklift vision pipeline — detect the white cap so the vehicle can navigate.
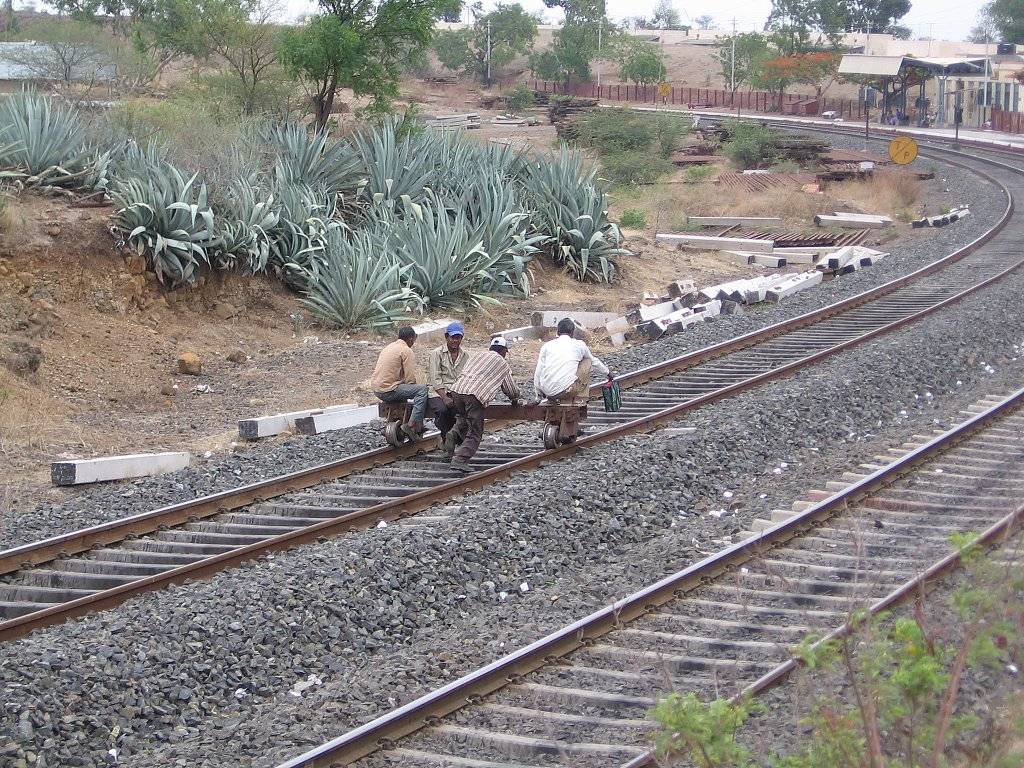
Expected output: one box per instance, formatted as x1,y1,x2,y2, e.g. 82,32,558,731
489,336,509,349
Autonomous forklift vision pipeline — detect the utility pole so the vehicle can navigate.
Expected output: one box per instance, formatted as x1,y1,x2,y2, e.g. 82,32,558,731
982,38,989,129
486,18,492,84
731,17,738,116
927,23,935,56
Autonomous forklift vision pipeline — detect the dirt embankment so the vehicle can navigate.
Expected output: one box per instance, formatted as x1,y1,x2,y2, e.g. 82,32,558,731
0,189,751,508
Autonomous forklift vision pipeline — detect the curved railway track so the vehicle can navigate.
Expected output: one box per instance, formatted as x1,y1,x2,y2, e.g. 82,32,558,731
276,387,1024,768
1,131,1023,645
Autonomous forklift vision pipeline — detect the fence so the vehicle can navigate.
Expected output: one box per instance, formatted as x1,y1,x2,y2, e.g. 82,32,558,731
513,78,868,120
992,107,1024,135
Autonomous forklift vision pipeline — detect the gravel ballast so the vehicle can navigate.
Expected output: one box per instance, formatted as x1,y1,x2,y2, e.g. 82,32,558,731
2,242,1024,767
1,135,1007,551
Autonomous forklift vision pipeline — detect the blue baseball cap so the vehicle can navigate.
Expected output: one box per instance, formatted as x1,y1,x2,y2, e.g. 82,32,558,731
446,321,465,337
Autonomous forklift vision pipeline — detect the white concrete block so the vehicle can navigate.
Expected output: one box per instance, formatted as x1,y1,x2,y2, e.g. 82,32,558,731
831,211,893,223
752,254,787,268
814,214,890,229
52,452,190,486
639,299,682,322
239,404,357,440
688,216,783,227
765,270,823,301
531,310,621,328
412,318,458,345
294,405,381,435
691,299,722,318
493,325,546,346
666,278,696,297
655,234,774,253
722,250,755,266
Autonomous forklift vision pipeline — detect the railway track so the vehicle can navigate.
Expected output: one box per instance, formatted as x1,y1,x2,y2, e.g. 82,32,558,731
276,387,1024,768
1,133,1022,644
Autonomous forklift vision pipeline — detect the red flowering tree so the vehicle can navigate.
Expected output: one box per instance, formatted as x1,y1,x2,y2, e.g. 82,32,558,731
756,50,841,107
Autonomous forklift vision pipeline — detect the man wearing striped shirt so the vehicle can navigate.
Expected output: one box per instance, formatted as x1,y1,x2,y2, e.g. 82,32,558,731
448,337,520,472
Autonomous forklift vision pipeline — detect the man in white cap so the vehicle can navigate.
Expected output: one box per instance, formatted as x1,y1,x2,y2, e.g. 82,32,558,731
447,337,520,472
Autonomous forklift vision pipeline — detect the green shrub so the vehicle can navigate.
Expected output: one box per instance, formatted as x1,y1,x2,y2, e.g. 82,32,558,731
503,84,534,115
619,208,647,229
649,114,686,157
684,164,715,183
722,121,777,169
599,151,674,187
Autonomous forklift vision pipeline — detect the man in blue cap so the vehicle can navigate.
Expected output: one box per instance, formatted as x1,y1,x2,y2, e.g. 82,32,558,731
426,321,470,455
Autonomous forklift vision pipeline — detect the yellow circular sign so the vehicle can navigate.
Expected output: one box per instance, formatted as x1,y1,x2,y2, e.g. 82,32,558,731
889,136,919,165
658,82,672,98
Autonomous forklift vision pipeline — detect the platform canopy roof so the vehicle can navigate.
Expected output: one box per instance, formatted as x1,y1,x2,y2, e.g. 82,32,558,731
839,54,987,77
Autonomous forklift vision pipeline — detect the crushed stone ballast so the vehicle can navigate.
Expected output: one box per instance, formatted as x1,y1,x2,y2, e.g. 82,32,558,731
0,134,1021,645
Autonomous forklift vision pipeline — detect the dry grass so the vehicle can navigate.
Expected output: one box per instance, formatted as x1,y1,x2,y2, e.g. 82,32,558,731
609,175,830,232
833,171,923,222
0,371,74,463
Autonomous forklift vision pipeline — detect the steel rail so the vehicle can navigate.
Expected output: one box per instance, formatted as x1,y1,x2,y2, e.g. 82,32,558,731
276,385,1024,768
0,129,1019,644
0,139,1011,581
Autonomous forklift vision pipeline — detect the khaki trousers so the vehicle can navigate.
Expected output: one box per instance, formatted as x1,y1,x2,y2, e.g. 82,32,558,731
547,358,592,402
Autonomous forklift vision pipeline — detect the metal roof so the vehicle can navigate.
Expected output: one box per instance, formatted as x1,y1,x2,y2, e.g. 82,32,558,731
839,54,987,77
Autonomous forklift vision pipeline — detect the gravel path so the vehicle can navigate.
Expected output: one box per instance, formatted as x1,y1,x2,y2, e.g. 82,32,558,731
2,241,1024,767
1,134,1006,552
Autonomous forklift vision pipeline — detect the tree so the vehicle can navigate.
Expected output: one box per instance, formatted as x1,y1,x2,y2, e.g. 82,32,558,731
280,0,454,126
766,0,816,54
432,3,538,83
651,0,682,29
433,27,474,72
531,0,605,84
981,0,1024,42
278,14,361,127
718,32,771,92
886,22,912,38
694,14,715,29
756,50,840,103
439,3,461,21
209,2,287,115
619,42,666,85
6,18,114,93
1,0,17,38
968,7,999,42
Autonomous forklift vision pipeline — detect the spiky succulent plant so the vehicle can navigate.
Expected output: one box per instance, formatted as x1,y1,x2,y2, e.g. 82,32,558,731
215,179,279,274
0,90,107,191
299,224,420,330
264,122,363,197
111,162,219,287
525,148,629,283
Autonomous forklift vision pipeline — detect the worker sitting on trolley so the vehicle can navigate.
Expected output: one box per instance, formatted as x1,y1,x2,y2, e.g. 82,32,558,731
533,318,610,404
426,321,469,456
448,337,520,473
370,326,429,441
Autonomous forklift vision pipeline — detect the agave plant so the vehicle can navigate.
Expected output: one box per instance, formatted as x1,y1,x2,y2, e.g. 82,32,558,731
461,177,542,296
215,178,280,274
264,122,363,197
267,180,337,290
111,162,220,288
366,193,504,310
351,119,434,206
299,224,420,330
0,90,104,191
526,148,629,283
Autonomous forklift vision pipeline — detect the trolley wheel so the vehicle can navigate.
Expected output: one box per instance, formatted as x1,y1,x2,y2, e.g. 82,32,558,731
385,421,407,447
542,423,560,450
560,432,577,445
